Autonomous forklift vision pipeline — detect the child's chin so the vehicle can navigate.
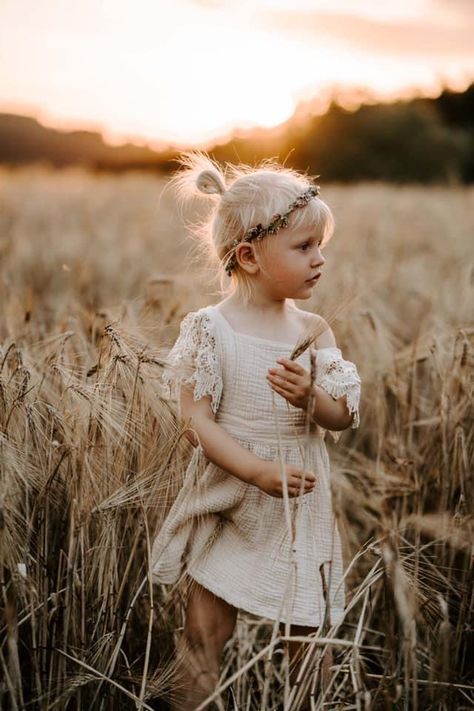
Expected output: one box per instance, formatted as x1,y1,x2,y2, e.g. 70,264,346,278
282,286,312,300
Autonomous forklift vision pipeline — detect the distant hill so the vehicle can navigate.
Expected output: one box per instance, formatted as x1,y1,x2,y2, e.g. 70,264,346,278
1,82,473,183
0,113,175,170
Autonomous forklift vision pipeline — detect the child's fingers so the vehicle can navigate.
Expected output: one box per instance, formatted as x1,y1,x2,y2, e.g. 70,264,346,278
268,381,293,399
276,358,305,374
289,470,316,483
298,471,316,483
288,485,314,497
267,368,300,384
288,487,301,497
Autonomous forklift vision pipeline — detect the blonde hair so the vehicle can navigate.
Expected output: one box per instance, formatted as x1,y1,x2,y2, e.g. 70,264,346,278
166,150,335,302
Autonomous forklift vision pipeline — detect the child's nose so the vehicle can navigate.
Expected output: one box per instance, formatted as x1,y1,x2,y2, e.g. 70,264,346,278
312,250,325,267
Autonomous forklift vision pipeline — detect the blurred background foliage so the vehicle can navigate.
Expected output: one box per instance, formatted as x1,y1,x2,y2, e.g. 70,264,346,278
1,82,473,183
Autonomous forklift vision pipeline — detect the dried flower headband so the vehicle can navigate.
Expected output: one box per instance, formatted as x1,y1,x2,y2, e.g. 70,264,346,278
224,184,320,276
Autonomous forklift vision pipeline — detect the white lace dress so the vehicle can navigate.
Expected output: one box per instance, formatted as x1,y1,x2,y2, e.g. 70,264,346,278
151,305,361,627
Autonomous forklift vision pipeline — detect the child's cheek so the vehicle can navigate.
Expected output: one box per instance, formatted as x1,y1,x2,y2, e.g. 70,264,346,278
268,255,294,281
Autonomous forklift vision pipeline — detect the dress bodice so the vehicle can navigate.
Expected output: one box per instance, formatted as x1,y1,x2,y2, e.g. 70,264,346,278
162,304,361,444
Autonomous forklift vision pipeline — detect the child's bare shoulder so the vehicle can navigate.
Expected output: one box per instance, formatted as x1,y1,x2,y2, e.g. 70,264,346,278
294,309,337,349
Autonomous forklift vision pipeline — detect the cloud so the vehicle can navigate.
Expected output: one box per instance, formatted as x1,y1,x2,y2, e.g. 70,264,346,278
430,0,474,20
263,9,474,59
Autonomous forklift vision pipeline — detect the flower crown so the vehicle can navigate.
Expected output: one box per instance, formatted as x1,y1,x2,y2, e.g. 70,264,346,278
223,184,321,276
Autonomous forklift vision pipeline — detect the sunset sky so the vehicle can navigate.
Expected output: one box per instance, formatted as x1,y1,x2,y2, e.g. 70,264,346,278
1,0,473,148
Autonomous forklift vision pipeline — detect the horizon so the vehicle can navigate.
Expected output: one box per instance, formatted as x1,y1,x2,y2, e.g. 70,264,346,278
1,0,473,149
1,78,471,154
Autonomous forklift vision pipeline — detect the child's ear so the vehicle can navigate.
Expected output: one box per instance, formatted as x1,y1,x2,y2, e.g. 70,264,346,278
236,243,259,274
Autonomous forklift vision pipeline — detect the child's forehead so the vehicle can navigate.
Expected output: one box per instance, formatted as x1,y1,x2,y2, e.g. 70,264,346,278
282,224,322,240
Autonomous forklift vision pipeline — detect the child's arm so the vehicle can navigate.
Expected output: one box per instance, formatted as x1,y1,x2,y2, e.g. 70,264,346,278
180,385,316,497
266,327,358,432
267,362,353,431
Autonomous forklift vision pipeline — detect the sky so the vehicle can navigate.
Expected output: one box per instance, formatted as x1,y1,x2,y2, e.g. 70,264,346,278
0,0,473,148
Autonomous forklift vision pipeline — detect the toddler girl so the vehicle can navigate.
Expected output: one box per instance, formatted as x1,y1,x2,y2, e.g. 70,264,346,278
151,152,361,710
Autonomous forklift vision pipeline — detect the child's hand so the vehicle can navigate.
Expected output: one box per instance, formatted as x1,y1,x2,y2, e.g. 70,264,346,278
253,460,316,498
266,358,314,410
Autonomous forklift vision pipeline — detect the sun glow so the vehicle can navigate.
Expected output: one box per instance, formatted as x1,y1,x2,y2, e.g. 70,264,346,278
136,24,299,145
96,22,335,148
0,0,473,147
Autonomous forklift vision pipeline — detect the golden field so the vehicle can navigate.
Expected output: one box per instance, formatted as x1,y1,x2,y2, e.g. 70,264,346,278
0,167,473,710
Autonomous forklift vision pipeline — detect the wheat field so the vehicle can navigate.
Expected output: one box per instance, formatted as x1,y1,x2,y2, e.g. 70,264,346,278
0,166,473,710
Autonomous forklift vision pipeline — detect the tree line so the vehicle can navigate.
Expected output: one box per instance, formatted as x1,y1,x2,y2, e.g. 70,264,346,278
1,83,472,183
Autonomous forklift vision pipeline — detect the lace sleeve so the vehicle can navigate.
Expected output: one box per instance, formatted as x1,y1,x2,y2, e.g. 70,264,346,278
162,310,223,414
313,346,361,443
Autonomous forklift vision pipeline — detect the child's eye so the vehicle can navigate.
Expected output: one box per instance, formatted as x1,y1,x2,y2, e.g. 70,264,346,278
299,240,323,251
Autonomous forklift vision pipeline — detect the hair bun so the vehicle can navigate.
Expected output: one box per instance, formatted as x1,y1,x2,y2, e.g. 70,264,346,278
167,151,227,208
196,169,226,196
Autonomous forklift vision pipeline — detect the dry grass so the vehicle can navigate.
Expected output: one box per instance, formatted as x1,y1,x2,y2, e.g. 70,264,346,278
0,166,473,710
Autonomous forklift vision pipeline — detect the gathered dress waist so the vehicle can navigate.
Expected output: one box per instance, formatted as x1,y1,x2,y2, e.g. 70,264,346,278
216,410,321,447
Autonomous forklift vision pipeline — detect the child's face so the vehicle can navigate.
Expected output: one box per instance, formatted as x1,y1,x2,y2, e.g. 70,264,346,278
257,225,326,299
